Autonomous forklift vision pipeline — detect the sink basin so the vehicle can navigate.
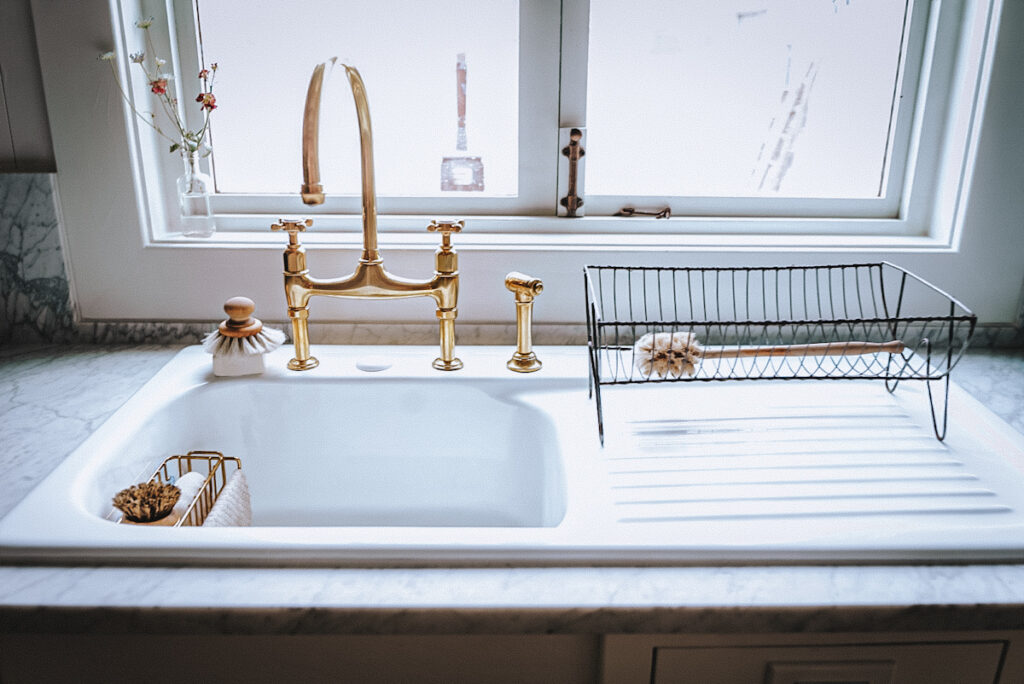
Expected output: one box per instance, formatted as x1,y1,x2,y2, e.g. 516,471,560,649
3,345,1024,566
169,378,566,528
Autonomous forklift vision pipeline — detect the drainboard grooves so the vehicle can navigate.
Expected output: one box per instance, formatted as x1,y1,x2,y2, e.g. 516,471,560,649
617,488,997,506
618,444,946,460
617,504,1014,524
629,432,925,452
613,474,981,489
611,452,963,474
602,384,1019,527
629,412,914,432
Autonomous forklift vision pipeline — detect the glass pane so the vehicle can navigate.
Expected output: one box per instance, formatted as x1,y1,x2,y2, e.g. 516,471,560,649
196,0,518,197
586,0,909,199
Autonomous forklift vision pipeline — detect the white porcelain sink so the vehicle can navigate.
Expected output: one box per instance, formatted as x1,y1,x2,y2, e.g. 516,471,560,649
3,345,1024,566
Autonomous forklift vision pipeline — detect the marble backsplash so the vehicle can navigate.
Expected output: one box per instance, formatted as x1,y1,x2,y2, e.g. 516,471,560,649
0,174,73,343
2,172,1022,348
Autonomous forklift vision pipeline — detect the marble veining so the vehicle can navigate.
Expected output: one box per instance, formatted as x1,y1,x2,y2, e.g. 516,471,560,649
1,344,1024,635
955,349,1024,435
0,174,73,343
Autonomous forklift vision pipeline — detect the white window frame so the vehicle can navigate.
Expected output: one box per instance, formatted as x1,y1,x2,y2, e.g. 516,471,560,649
127,0,991,242
31,0,1021,326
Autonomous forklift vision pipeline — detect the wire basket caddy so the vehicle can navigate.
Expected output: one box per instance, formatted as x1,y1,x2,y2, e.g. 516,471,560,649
584,262,976,444
111,450,241,526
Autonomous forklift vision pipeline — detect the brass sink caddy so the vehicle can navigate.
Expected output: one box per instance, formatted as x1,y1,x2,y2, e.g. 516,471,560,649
272,60,464,372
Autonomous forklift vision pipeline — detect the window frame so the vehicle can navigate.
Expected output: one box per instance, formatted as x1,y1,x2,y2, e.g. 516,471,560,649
126,0,995,245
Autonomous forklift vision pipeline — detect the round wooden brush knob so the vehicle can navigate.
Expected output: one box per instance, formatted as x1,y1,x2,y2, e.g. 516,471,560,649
219,296,263,338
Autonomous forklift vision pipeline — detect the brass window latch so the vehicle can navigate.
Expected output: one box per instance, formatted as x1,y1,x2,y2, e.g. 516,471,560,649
505,272,543,373
615,206,671,219
559,128,585,218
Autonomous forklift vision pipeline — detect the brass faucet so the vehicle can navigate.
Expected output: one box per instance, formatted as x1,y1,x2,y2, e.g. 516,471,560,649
272,61,463,372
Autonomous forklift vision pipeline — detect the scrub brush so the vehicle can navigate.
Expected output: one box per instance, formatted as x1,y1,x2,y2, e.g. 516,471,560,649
202,296,286,376
634,331,905,379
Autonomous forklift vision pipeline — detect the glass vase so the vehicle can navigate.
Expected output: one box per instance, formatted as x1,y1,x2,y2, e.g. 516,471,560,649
177,148,216,238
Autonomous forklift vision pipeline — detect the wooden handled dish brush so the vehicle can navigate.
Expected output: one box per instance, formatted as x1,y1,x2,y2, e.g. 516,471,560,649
634,331,906,379
202,296,286,375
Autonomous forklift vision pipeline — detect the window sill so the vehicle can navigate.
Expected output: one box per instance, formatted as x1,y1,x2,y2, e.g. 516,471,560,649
148,214,955,254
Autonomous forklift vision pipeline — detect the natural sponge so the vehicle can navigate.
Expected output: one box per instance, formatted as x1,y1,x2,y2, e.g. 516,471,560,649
113,481,181,523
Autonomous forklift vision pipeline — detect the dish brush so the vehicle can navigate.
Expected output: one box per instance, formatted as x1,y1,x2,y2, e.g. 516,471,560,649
113,481,181,525
202,296,286,376
634,331,905,379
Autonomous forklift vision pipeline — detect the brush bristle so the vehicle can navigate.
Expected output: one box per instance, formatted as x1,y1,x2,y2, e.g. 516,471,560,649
202,326,286,356
634,331,701,378
113,481,181,523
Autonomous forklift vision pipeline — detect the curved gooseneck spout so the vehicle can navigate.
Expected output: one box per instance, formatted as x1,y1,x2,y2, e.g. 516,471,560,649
274,60,463,372
301,59,379,262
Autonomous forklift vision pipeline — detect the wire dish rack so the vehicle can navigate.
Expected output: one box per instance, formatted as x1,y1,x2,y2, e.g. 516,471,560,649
112,450,241,526
584,262,976,444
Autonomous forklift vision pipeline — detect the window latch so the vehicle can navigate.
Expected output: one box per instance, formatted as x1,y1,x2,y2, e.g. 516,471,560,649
559,128,585,217
615,206,672,219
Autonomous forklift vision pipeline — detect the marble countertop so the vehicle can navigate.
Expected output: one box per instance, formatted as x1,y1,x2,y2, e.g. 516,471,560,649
2,344,1024,636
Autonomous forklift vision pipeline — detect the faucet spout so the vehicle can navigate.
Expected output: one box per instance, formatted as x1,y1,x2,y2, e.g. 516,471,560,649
302,60,380,263
280,62,463,372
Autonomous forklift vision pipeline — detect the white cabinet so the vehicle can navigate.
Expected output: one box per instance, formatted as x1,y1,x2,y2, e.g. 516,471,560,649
0,0,54,172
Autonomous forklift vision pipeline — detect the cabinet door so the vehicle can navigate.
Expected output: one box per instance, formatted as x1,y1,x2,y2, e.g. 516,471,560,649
651,642,1005,684
0,0,55,172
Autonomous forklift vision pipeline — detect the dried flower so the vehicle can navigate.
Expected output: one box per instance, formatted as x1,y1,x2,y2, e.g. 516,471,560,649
99,17,219,155
196,92,217,111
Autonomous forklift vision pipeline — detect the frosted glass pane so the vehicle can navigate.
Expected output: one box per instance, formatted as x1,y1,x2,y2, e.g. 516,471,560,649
197,1,518,197
586,0,908,198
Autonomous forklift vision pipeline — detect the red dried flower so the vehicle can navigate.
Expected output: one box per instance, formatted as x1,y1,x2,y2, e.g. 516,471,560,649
149,78,168,95
198,68,209,79
196,92,217,111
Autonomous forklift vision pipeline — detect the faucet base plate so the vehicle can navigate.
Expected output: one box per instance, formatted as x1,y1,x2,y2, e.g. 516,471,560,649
432,357,464,372
507,352,543,373
288,357,320,371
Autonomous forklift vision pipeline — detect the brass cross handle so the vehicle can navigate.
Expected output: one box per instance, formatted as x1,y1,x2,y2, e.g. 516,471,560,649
427,219,464,247
271,218,313,246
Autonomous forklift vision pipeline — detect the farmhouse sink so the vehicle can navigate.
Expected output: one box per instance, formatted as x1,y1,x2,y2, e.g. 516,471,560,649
3,346,1024,566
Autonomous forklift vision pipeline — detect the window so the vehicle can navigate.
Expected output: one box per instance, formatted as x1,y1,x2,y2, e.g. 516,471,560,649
196,1,520,200
157,0,559,224
118,0,993,238
583,1,913,211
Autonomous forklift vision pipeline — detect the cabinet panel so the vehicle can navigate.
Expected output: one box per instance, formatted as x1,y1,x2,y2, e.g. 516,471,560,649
0,0,55,172
651,642,1005,684
0,634,600,684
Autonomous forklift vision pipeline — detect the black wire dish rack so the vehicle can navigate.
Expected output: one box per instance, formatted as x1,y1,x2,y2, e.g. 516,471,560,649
584,262,977,444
